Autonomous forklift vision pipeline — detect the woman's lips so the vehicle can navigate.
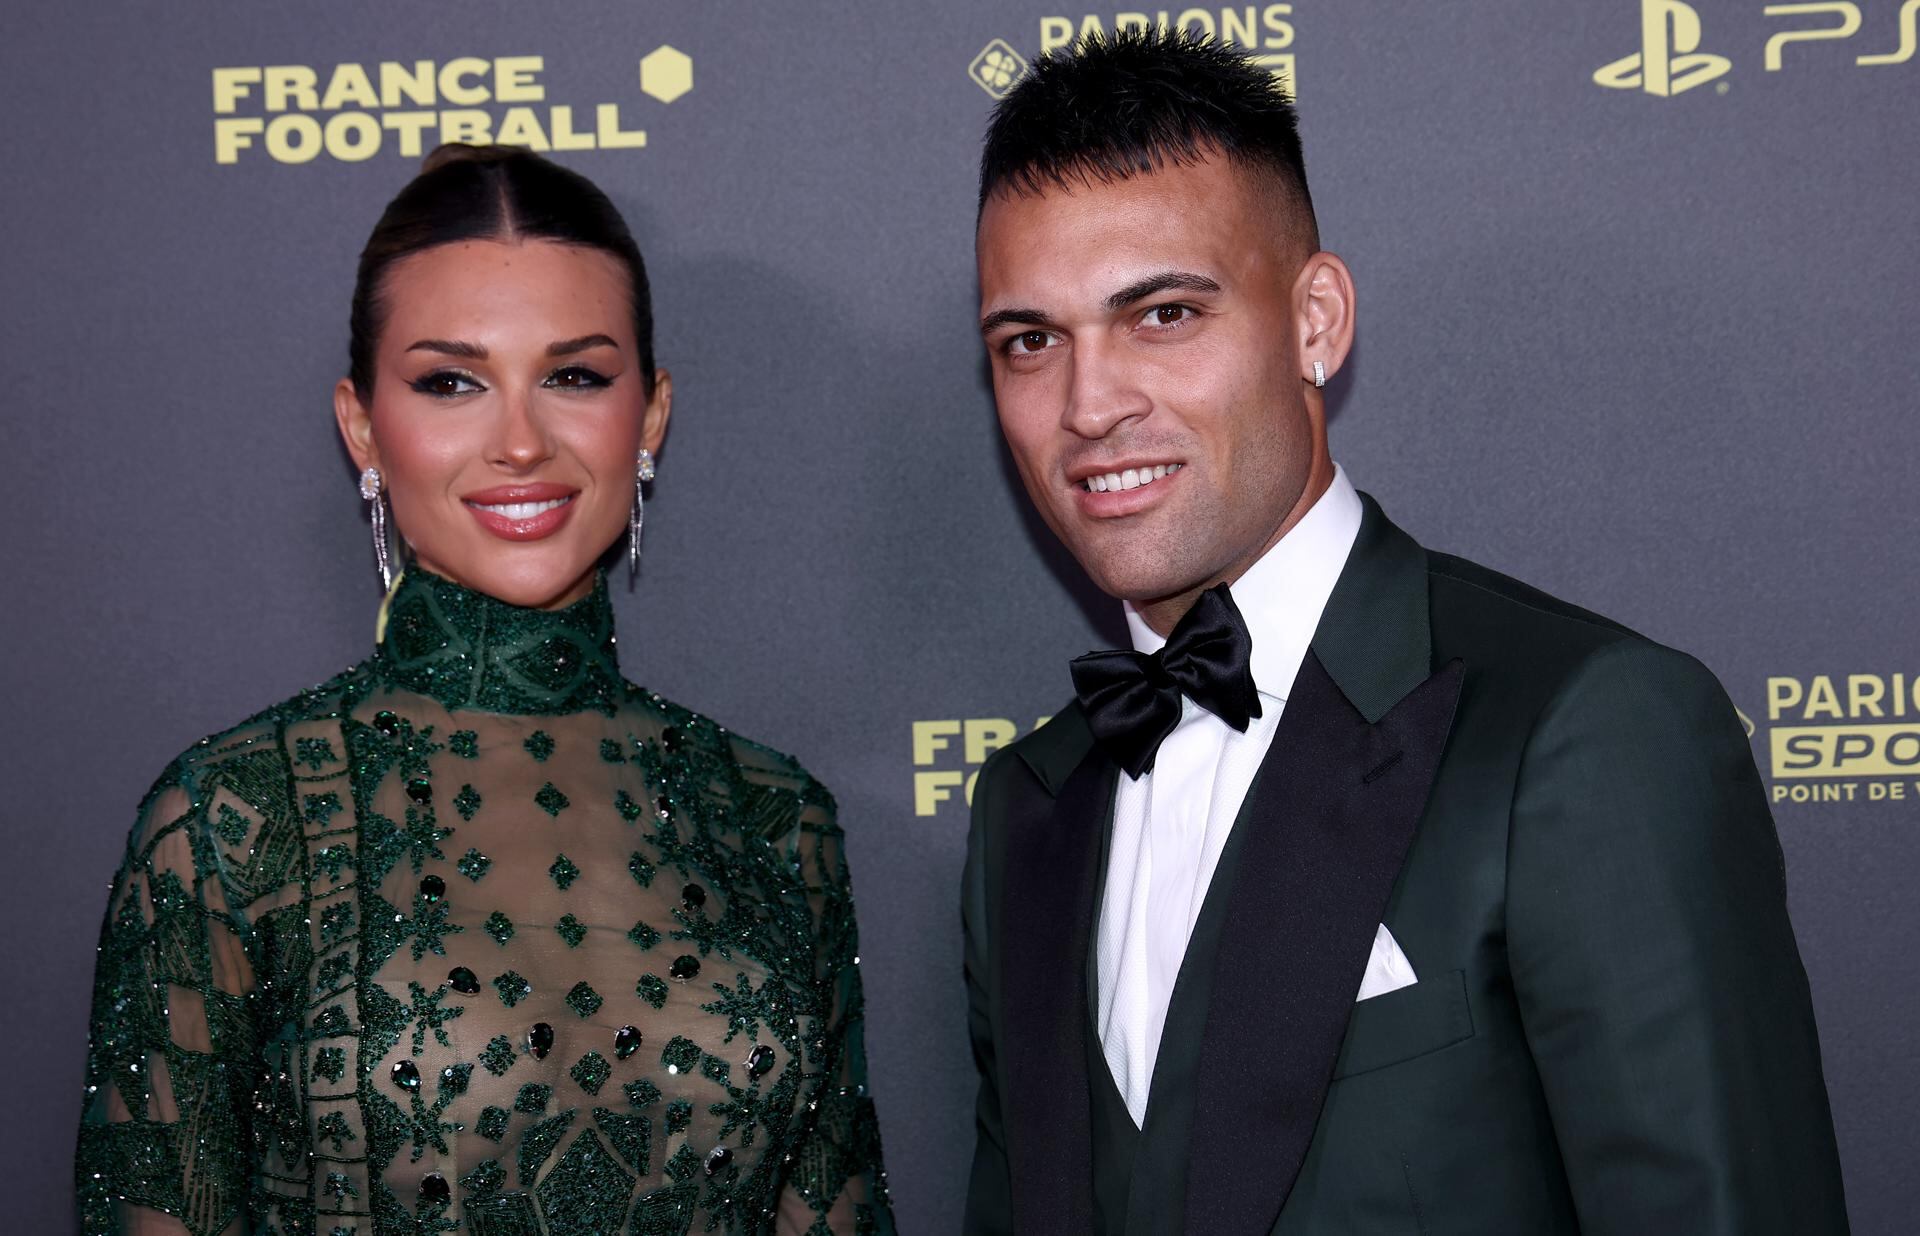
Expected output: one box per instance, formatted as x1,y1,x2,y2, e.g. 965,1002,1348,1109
462,487,579,541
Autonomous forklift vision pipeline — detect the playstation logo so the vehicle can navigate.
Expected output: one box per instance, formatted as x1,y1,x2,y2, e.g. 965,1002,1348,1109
1595,0,1731,96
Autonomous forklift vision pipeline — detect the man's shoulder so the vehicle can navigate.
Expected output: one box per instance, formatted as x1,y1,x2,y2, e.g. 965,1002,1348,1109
1417,547,1732,723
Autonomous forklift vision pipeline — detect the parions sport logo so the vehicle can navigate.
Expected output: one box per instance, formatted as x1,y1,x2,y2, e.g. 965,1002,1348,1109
1762,673,1920,807
210,48,693,166
970,6,1298,100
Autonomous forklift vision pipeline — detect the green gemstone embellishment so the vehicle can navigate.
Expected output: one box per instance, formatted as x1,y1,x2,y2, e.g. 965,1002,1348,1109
449,730,480,759
477,1106,510,1142
314,1046,347,1083
660,1036,700,1076
458,848,492,882
556,914,588,948
535,782,570,817
627,921,660,950
524,730,556,762
664,1098,693,1135
636,975,668,1009
628,852,655,887
664,1143,701,1183
515,1082,553,1113
616,790,644,822
484,911,515,945
565,981,603,1018
600,738,626,763
570,1050,611,1095
550,854,580,890
213,804,250,846
493,971,532,1008
481,1035,517,1076
701,1055,730,1085
453,784,483,821
623,1078,661,1109
295,736,338,770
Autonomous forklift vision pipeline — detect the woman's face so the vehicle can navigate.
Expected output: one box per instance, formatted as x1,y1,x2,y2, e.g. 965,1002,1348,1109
335,237,671,610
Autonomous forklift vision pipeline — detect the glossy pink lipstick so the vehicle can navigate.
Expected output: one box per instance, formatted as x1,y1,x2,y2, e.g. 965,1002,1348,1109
462,483,579,541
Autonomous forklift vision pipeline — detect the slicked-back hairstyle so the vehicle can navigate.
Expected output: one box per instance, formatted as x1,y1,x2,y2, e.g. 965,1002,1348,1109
979,28,1317,249
348,143,655,400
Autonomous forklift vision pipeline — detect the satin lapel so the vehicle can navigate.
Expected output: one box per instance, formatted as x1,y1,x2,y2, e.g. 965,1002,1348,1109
999,747,1116,1235
1183,651,1464,1234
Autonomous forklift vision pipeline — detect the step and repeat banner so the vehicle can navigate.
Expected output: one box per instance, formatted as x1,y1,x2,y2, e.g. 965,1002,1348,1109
3,2,1914,1231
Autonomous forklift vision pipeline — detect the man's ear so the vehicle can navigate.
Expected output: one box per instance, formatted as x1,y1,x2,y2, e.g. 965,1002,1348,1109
334,377,377,473
642,368,673,457
1294,251,1356,387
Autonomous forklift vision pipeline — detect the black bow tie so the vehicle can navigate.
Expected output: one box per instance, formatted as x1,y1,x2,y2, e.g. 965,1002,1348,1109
1070,583,1263,779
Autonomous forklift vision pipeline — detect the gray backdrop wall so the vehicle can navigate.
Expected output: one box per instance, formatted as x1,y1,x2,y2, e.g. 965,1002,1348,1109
3,1,1916,1231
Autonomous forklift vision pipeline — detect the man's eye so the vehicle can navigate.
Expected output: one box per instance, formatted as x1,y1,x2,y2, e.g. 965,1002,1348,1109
409,371,482,397
1149,304,1191,326
1011,331,1054,354
545,366,612,389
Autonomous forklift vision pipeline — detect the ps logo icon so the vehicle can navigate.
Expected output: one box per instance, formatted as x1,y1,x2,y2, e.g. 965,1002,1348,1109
1595,0,1732,95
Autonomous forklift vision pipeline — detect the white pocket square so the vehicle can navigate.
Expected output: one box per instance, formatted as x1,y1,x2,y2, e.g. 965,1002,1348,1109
1355,923,1417,1002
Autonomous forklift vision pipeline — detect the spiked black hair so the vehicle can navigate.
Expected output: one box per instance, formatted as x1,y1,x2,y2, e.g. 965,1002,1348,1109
979,27,1316,247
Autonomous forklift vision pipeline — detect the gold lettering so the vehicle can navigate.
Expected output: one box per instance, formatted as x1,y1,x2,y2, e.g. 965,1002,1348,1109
211,67,261,115
1763,3,1863,72
438,57,492,106
595,103,646,149
264,113,324,163
213,116,264,163
382,112,438,158
379,61,437,108
325,112,383,161
262,65,320,112
495,56,545,103
320,64,379,111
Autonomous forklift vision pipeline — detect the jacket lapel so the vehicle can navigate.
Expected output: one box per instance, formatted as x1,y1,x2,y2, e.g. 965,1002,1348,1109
998,706,1114,1234
1181,495,1465,1233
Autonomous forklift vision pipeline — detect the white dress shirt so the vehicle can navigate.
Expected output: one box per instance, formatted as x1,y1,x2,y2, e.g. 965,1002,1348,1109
1094,464,1365,1127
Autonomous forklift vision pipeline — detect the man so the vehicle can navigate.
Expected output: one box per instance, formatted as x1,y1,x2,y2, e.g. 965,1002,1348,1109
961,30,1847,1236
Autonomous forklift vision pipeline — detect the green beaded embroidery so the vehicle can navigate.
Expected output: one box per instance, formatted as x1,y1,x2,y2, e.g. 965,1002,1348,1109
535,781,570,817
75,566,893,1236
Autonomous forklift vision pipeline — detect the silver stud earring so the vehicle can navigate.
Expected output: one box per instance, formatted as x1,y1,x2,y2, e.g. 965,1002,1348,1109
1312,360,1326,388
359,466,394,591
628,449,656,584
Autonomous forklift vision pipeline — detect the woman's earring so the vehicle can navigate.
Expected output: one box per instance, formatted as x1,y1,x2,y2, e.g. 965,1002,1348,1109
628,449,656,584
359,466,394,591
1312,360,1327,388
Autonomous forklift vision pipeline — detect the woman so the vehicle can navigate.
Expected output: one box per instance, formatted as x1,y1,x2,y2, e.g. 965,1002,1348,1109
75,145,892,1235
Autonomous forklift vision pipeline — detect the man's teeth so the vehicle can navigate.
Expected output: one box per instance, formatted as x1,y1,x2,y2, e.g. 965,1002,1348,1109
472,497,571,519
1084,463,1181,493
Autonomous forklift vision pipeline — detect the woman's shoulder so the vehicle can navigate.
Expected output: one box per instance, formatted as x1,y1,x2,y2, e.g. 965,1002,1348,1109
618,681,838,836
132,661,379,836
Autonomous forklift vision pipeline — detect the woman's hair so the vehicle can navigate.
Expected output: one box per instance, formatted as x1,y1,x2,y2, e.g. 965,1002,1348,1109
348,143,656,399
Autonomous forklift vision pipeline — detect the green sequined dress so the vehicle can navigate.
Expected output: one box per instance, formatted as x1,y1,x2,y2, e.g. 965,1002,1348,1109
76,568,892,1236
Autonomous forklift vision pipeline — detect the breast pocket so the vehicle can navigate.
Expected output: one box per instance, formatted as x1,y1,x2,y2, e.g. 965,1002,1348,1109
1330,968,1475,1081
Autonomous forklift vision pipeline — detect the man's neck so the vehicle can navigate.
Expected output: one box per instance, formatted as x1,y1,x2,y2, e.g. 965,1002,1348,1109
1133,456,1336,638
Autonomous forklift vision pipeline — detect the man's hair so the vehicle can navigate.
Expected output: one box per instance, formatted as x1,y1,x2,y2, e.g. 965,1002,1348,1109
979,28,1317,249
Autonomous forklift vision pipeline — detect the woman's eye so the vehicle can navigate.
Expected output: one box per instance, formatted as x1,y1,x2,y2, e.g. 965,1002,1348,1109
409,371,482,397
545,366,612,389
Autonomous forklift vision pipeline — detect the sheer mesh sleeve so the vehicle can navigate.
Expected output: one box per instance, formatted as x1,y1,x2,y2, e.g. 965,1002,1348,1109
734,750,893,1236
76,764,256,1236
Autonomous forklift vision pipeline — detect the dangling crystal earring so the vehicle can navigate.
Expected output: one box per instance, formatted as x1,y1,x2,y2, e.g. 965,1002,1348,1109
628,449,656,584
1312,360,1327,388
359,466,394,591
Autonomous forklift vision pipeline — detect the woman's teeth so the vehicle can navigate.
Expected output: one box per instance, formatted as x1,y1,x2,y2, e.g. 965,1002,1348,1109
1083,463,1181,493
470,497,571,519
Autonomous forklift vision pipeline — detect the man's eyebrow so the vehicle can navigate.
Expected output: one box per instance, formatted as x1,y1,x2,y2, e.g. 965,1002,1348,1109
979,307,1056,336
1105,271,1222,310
406,339,488,359
548,334,619,356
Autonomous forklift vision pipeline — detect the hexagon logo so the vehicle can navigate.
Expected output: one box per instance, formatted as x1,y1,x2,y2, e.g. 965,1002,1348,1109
640,45,693,104
968,39,1028,100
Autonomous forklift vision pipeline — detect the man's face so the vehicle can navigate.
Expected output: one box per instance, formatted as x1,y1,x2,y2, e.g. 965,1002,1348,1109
977,155,1320,608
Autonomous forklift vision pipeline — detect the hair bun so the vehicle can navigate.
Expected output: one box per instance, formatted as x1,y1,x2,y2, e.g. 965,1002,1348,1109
420,142,524,174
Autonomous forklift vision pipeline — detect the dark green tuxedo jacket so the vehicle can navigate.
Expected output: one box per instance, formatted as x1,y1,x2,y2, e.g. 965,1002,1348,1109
962,496,1847,1235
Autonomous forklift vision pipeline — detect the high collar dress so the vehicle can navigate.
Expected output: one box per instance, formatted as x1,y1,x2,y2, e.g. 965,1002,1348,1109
77,568,892,1236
